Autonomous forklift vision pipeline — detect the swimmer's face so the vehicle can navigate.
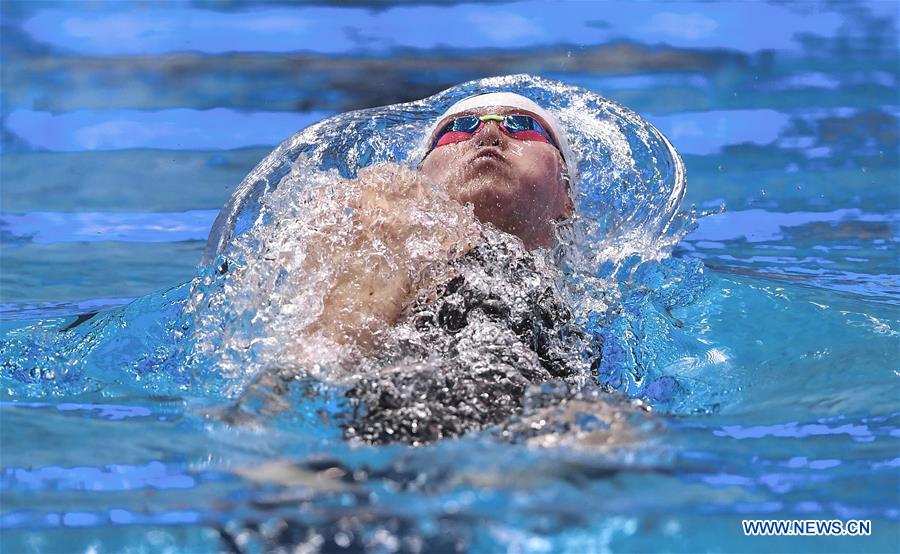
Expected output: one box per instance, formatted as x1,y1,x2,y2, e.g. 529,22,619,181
419,106,573,249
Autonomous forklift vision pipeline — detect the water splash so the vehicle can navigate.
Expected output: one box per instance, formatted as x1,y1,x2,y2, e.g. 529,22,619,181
204,75,689,263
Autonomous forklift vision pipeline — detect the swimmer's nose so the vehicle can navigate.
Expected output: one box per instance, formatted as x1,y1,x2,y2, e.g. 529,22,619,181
476,120,504,148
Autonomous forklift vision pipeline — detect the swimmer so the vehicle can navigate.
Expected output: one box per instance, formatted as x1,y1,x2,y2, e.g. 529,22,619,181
289,92,579,353
204,92,599,443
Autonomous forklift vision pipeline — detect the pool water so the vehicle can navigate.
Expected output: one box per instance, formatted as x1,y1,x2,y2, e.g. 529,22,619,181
1,2,898,553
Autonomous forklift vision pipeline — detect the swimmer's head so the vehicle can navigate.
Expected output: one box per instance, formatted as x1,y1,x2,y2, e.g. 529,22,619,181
418,92,575,250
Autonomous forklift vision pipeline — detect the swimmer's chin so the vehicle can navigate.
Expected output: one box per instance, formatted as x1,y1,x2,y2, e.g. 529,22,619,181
450,175,518,209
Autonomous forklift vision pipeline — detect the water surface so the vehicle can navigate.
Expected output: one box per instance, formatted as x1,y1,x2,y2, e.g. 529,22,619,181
1,2,898,553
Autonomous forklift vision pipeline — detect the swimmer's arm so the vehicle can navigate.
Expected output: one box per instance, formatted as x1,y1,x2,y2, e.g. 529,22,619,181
302,164,480,352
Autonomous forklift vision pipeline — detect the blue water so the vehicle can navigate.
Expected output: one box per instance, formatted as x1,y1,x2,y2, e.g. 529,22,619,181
2,2,898,553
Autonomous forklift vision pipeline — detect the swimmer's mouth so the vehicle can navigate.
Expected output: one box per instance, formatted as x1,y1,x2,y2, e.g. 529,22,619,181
470,148,508,163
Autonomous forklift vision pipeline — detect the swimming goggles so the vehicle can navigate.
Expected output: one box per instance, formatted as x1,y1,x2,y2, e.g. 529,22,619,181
428,113,560,152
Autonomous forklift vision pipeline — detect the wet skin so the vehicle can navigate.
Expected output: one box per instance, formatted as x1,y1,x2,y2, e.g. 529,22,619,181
419,106,573,249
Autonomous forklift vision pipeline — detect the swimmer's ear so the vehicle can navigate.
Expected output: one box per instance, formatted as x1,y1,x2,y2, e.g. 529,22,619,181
561,171,575,217
563,191,575,218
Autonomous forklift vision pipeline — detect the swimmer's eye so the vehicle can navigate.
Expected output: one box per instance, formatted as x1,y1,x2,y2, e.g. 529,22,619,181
432,115,481,148
430,114,558,151
502,115,555,146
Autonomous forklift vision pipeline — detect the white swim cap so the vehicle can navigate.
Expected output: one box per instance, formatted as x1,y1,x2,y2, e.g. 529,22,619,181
420,92,577,182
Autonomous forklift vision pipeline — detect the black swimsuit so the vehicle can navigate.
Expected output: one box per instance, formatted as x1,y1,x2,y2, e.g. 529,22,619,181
343,235,601,444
